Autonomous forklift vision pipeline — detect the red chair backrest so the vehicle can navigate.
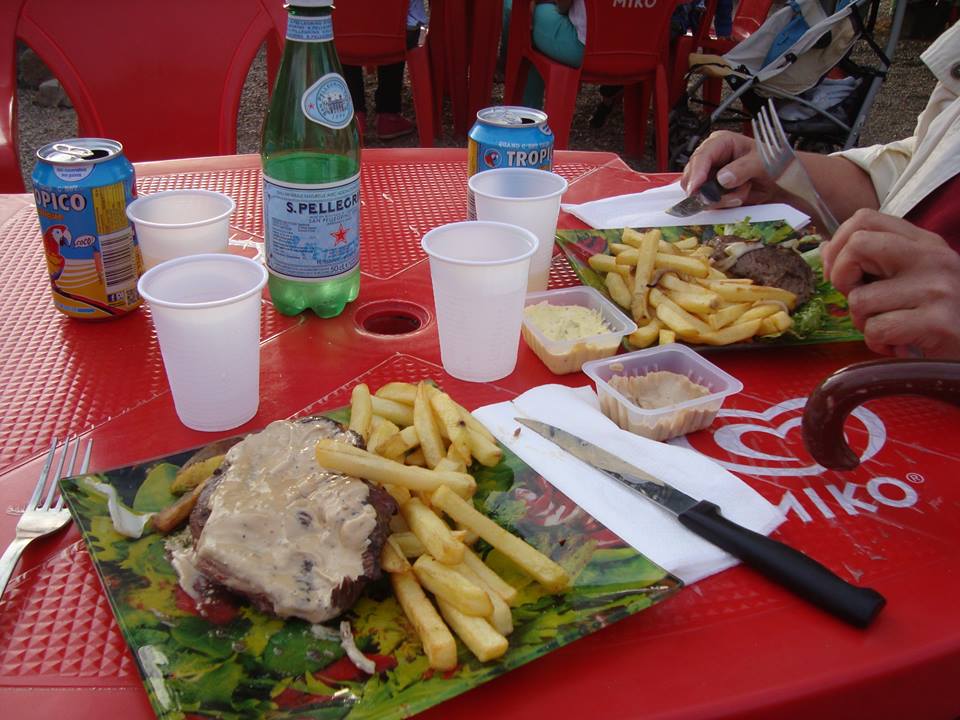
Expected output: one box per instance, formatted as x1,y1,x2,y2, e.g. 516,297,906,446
13,0,285,170
581,0,681,80
733,0,775,37
332,0,409,66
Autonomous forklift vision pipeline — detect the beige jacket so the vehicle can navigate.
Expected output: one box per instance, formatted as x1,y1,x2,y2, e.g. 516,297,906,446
835,22,960,217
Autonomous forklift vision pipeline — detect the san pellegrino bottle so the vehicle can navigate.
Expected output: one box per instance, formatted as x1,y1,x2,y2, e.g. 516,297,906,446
261,0,361,317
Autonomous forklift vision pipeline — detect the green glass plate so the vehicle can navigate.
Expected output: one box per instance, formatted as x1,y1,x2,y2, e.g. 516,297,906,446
556,223,863,350
59,417,680,720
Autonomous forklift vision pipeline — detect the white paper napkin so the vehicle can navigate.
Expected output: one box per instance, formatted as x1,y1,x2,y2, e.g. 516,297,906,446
561,180,810,230
473,384,785,585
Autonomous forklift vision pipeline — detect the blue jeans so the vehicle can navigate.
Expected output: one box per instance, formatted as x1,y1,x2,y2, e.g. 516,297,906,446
503,0,585,108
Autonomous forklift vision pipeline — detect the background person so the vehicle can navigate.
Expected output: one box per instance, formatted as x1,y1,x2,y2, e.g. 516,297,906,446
680,21,960,358
342,0,426,140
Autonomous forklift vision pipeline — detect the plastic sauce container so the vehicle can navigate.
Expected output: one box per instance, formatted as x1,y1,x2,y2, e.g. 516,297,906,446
582,344,743,441
522,286,636,374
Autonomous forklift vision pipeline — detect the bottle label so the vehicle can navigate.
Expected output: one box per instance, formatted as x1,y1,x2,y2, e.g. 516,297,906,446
263,173,361,280
302,72,354,129
286,14,333,42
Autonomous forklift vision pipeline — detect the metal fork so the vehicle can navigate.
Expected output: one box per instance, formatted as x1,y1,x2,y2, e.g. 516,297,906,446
752,99,840,235
0,437,93,599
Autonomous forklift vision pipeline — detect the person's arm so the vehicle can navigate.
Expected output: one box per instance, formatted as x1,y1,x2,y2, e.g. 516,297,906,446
554,0,573,13
822,209,960,358
680,130,880,224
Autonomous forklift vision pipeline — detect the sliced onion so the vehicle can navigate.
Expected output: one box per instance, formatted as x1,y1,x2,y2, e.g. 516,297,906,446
340,620,376,674
84,478,154,538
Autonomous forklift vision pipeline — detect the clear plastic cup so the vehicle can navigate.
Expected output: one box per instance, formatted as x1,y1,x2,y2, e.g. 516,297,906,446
468,168,568,292
126,189,236,270
422,221,538,382
137,254,267,431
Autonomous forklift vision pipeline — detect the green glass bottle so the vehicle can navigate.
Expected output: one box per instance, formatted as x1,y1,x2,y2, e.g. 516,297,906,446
261,0,361,318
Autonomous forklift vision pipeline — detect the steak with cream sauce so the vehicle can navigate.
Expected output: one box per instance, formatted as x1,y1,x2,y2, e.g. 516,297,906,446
188,416,396,623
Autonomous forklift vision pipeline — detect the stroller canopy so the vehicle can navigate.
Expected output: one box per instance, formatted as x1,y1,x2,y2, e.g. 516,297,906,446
724,0,865,96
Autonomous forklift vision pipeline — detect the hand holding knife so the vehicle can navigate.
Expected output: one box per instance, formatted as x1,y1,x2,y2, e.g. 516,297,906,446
666,171,728,218
516,418,886,628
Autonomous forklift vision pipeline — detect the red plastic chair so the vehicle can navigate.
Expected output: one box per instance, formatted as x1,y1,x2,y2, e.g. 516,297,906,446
333,0,435,148
671,0,775,106
504,0,680,170
1,0,287,193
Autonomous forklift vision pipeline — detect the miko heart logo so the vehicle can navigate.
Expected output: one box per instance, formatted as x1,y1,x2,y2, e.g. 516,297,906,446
671,397,886,477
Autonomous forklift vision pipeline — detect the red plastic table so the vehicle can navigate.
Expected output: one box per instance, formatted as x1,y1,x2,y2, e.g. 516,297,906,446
1,149,958,720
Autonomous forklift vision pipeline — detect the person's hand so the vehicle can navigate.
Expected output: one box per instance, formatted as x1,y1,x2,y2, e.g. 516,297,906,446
680,130,779,207
822,209,960,359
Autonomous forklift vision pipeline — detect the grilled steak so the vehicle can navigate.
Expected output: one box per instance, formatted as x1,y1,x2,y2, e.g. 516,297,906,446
188,416,396,623
725,244,816,306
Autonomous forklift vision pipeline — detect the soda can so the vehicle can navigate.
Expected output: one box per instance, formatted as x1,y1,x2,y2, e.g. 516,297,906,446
467,106,554,219
32,138,142,320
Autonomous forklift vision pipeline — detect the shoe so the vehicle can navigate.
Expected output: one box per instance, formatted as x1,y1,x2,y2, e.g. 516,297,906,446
376,113,416,140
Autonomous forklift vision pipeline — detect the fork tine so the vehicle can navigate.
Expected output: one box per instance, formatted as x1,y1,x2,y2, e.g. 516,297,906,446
752,115,774,171
767,98,791,152
42,437,70,510
28,437,59,510
53,438,93,511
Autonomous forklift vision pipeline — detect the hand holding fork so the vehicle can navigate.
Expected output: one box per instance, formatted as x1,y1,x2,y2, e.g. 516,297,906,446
0,437,92,599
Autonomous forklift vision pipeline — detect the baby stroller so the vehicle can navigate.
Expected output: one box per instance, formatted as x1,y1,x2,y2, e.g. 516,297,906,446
669,0,908,169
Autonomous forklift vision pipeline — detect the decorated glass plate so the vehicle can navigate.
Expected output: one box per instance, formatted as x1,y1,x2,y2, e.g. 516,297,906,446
556,222,863,350
59,415,680,720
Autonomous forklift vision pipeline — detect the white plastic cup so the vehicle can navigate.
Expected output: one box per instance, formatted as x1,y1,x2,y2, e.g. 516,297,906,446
137,254,267,431
126,190,236,270
422,221,538,382
468,168,568,292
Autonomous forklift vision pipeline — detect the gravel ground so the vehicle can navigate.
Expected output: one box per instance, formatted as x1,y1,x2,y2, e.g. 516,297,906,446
15,23,938,187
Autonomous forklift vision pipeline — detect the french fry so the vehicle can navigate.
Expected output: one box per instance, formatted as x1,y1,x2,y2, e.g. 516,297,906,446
413,555,493,617
659,328,677,345
658,272,715,296
614,248,639,266
379,424,420,460
707,302,750,330
758,310,793,336
374,381,418,405
649,288,712,334
402,497,465,565
454,563,513,636
390,571,458,671
366,416,399,456
628,319,661,349
453,403,496,445
414,382,446,468
436,598,509,662
739,302,784,322
461,547,518,605
700,279,798,309
665,289,719,315
153,475,211,533
630,229,659,322
605,270,632,309
429,389,467,442
465,427,502,468
348,383,373,440
654,252,710,277
449,426,472,467
608,242,633,256
382,536,412,573
672,236,699,251
383,482,412,506
405,448,426,466
688,318,763,346
371,396,415,427
588,253,630,277
432,485,569,592
621,227,660,248
315,440,476,497
435,456,465,474
170,453,225,495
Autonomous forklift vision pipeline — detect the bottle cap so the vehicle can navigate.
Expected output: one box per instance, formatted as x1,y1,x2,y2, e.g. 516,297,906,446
288,0,333,6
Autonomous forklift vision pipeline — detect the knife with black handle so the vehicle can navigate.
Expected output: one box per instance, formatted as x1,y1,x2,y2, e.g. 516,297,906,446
665,171,726,218
516,418,886,628
677,499,885,627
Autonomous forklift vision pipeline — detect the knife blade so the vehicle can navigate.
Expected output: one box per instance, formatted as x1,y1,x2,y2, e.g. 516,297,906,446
515,418,886,628
665,175,725,218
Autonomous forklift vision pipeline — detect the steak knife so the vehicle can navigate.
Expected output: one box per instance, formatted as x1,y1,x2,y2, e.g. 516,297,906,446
515,418,886,628
665,174,725,218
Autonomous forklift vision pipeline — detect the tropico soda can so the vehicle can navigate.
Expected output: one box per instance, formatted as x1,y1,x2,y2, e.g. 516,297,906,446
32,138,142,320
466,106,555,220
